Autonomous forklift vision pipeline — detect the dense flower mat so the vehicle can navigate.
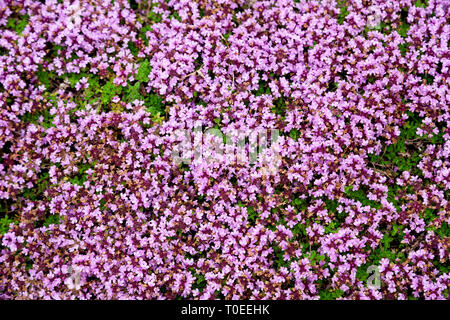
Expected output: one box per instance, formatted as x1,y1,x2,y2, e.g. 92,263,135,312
0,0,449,299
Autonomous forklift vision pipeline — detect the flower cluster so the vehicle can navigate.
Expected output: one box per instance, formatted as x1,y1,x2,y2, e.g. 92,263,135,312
0,0,448,300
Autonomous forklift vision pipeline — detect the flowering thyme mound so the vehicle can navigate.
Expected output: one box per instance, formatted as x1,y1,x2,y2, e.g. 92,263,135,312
0,0,449,300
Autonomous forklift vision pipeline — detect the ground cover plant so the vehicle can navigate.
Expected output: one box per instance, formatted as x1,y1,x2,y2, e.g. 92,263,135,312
0,0,448,300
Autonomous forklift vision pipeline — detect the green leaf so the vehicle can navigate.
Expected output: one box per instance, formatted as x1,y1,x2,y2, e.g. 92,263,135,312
397,22,410,38
126,82,143,103
101,80,122,105
145,93,164,117
136,60,152,83
169,11,181,22
337,5,349,25
391,224,399,236
43,214,62,228
415,0,428,8
36,66,55,90
6,14,29,35
128,41,139,56
0,215,15,234
320,289,344,300
345,186,381,209
148,11,163,23
398,43,410,57
289,128,300,141
247,206,258,224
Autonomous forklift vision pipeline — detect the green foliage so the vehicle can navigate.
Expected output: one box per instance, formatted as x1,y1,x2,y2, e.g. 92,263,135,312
99,198,107,211
189,268,207,291
320,289,344,300
24,256,34,270
21,171,51,201
391,223,401,237
145,93,164,119
355,264,371,283
148,11,163,23
169,11,181,22
293,197,308,212
381,233,394,249
194,274,207,290
397,22,410,38
43,214,62,228
415,0,428,8
18,90,57,129
291,222,307,238
367,75,377,84
84,76,101,100
125,82,142,102
430,221,449,240
136,59,152,82
271,244,290,270
387,185,402,211
252,80,271,96
128,41,139,56
324,221,340,234
419,72,435,85
139,25,153,44
398,42,410,57
326,81,338,92
20,108,55,129
90,58,165,122
247,206,258,225
344,185,381,209
128,0,139,10
423,208,438,224
337,3,349,25
35,58,165,122
137,4,163,44
272,97,287,116
323,198,339,213
69,73,82,87
0,215,15,234
69,161,96,186
36,66,56,90
101,80,122,105
6,14,29,35
368,112,431,176
221,32,232,46
308,250,326,266
358,227,407,279
289,128,300,141
323,198,345,232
